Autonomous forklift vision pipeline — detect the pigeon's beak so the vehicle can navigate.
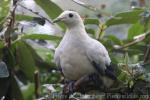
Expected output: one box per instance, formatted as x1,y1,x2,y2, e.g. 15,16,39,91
52,17,65,23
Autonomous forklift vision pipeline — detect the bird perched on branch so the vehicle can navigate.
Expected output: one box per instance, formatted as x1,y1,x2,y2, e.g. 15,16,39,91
53,10,117,99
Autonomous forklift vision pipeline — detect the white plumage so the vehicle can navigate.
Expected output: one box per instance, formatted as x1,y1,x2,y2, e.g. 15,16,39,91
54,11,114,87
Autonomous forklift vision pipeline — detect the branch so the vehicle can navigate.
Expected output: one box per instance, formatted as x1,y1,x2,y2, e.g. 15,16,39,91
2,0,19,47
114,31,150,50
18,4,53,24
72,0,111,17
34,70,40,98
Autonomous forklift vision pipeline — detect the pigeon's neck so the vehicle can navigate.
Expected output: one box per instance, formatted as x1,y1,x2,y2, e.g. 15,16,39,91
67,21,85,29
66,23,89,40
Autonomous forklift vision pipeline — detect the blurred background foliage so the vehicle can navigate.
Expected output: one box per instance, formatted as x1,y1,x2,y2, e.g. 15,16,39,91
0,0,150,100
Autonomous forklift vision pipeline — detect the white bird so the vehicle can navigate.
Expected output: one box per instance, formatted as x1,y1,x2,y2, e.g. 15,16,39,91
53,10,116,88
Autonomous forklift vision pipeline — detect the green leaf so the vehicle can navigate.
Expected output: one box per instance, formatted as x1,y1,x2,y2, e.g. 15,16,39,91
128,22,144,40
11,76,24,100
21,34,62,41
0,41,4,49
22,83,34,100
118,71,129,82
106,35,122,45
127,48,143,56
0,76,23,100
34,0,65,30
86,28,95,35
2,47,16,68
106,10,144,27
0,0,11,31
16,41,36,81
16,15,33,21
0,17,5,24
0,77,10,98
84,18,99,25
144,33,150,43
25,42,56,69
33,46,54,62
0,0,10,30
124,53,130,65
0,0,10,18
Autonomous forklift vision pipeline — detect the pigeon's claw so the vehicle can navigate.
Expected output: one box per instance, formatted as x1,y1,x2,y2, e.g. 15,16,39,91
61,81,76,100
65,81,75,94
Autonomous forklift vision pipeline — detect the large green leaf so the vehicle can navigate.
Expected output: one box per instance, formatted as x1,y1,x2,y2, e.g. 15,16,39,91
16,15,46,25
25,42,56,69
0,0,10,18
34,0,65,30
16,41,36,81
16,15,33,21
0,0,10,30
2,47,16,69
21,34,61,41
128,22,144,40
22,83,34,100
11,76,24,100
0,76,23,100
0,77,10,98
0,41,4,49
106,9,144,27
84,18,99,26
0,17,5,24
106,35,123,45
86,28,95,35
118,71,130,82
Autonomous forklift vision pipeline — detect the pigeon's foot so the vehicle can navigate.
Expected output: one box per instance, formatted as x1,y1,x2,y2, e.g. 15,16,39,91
74,73,103,93
61,81,76,100
61,73,103,100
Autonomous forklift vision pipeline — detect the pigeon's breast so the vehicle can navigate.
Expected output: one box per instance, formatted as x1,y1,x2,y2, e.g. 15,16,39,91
59,42,95,80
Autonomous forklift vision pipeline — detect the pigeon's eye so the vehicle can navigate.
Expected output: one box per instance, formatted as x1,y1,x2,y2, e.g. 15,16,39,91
68,13,73,18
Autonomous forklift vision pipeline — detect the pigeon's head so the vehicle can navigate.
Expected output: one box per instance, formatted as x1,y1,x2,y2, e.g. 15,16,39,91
53,10,83,27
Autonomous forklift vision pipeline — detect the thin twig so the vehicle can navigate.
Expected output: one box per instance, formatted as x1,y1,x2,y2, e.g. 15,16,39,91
72,0,111,17
34,70,40,98
117,40,139,50
114,31,150,50
3,0,18,47
97,24,106,40
18,4,53,24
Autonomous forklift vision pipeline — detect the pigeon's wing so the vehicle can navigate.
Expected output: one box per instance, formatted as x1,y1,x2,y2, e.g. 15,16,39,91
86,39,116,80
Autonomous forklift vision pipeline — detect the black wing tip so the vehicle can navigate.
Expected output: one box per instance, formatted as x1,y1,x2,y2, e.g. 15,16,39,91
92,61,105,75
92,61,117,80
105,68,117,80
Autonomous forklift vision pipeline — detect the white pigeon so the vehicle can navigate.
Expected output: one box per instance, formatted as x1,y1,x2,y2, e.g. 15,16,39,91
53,10,116,88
